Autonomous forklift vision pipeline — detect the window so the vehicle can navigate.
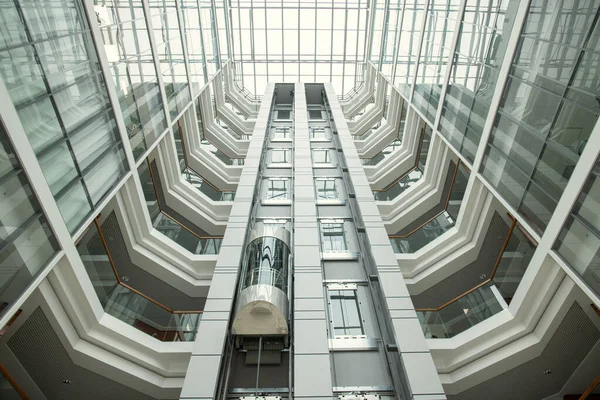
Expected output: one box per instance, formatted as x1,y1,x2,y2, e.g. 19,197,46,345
321,222,347,251
312,149,331,164
309,110,323,120
272,127,291,140
276,110,291,120
329,288,364,337
316,179,338,199
311,127,329,140
266,179,289,200
271,149,290,164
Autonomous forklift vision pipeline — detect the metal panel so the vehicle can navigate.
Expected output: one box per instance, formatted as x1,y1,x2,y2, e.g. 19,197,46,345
447,302,600,400
7,308,157,400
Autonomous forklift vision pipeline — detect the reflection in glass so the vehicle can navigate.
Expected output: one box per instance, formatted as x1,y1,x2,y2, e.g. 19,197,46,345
0,0,127,233
439,0,517,163
555,159,600,298
0,130,59,321
241,236,290,292
481,1,600,234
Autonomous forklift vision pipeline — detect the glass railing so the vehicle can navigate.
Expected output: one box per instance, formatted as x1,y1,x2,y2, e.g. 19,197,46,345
416,218,536,338
361,139,403,165
77,221,202,341
182,167,235,201
153,213,222,255
137,160,224,254
417,283,504,339
373,168,423,200
390,211,456,253
389,161,469,253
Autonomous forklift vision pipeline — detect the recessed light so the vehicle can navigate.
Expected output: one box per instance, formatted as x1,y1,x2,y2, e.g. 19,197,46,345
480,273,487,279
543,370,552,375
62,379,71,384
122,276,130,282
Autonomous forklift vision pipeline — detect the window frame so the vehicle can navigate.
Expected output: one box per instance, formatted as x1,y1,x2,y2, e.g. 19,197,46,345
312,148,331,164
320,221,347,252
327,283,366,339
271,148,290,164
315,178,338,200
265,178,290,201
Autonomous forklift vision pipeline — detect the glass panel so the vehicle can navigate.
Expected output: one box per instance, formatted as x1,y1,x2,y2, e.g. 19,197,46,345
0,133,59,320
440,0,517,161
271,149,289,164
330,289,364,336
316,179,338,200
266,179,289,200
0,0,127,234
555,160,600,297
481,0,600,234
321,223,347,252
417,283,504,338
312,149,331,164
492,226,536,304
241,236,290,292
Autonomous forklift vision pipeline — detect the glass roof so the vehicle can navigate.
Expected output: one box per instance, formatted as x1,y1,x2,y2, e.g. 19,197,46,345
228,0,374,95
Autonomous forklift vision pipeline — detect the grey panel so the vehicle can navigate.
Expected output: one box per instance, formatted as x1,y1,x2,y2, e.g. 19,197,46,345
150,161,210,237
447,302,600,400
411,212,509,309
331,351,392,388
101,212,206,311
393,161,456,237
323,261,367,280
7,308,165,400
227,349,289,389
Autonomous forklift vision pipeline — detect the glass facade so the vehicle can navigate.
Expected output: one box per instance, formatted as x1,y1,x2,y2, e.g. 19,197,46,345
412,0,461,124
555,158,600,298
439,0,517,164
0,125,59,320
95,0,168,160
149,0,190,120
394,0,427,98
0,0,128,233
481,0,600,234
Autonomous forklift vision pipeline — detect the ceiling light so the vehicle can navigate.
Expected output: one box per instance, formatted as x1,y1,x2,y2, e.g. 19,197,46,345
62,379,71,384
122,276,130,282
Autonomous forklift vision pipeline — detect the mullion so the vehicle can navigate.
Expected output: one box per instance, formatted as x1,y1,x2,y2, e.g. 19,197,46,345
12,0,95,209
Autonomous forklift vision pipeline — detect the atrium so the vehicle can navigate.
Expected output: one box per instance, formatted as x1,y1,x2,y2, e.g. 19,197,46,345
0,0,599,399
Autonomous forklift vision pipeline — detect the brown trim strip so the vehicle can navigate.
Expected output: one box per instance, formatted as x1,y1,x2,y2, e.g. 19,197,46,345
0,362,30,400
580,374,600,399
